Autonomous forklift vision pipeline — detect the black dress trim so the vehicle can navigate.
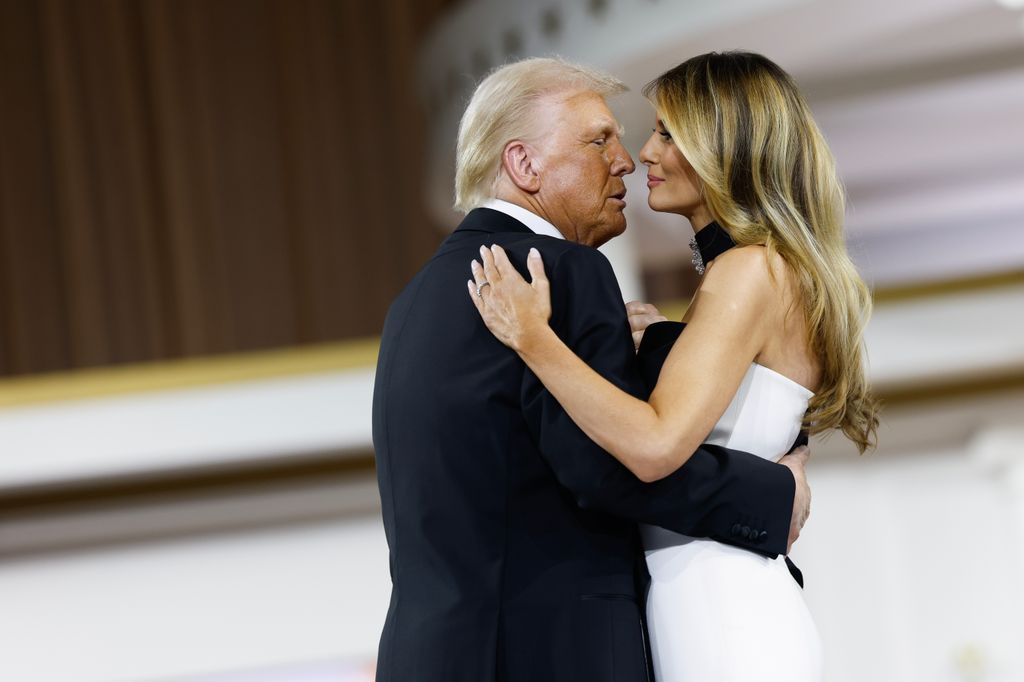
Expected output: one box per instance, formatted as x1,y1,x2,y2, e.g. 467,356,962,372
693,221,736,267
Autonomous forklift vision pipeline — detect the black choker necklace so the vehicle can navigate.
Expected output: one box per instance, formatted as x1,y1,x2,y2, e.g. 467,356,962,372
689,221,736,275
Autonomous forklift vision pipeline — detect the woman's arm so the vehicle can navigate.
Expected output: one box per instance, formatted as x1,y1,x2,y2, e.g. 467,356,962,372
469,243,776,482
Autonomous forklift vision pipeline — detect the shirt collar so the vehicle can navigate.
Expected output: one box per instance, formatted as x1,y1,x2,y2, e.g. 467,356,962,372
480,198,565,240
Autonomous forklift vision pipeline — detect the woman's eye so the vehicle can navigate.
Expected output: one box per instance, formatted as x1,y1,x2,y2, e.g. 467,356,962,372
651,127,671,141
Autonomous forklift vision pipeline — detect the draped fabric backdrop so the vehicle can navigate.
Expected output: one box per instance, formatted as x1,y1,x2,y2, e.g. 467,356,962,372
0,0,459,377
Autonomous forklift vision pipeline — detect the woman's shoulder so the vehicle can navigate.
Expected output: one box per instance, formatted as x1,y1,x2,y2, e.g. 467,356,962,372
702,243,790,293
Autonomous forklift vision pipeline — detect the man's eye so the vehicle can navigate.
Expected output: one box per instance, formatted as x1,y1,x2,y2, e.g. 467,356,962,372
594,138,607,146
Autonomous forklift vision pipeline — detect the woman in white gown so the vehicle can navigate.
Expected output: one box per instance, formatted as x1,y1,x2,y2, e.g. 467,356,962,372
466,52,879,681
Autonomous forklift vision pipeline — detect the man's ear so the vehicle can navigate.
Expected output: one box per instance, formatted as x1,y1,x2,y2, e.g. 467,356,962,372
501,141,542,193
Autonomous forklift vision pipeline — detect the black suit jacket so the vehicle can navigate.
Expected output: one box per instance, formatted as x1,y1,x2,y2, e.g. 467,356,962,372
372,208,796,682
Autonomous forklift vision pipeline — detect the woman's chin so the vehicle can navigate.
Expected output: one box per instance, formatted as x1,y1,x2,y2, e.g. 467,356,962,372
646,195,686,216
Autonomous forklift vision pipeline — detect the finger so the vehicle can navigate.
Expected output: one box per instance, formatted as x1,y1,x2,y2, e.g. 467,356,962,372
626,301,653,316
782,440,806,462
470,259,488,288
479,244,501,282
490,244,515,279
628,301,662,316
625,301,646,316
629,314,663,334
526,248,548,291
786,445,810,463
628,312,658,325
467,280,485,314
632,330,643,348
627,314,647,333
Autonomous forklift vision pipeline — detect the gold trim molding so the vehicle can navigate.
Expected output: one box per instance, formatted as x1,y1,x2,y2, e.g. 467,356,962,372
1,269,1022,408
0,338,379,408
871,269,1024,303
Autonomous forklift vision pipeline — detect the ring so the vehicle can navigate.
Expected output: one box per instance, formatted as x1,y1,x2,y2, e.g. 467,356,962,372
476,281,491,298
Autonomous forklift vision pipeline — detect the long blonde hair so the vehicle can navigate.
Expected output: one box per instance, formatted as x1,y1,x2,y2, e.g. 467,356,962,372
645,51,879,452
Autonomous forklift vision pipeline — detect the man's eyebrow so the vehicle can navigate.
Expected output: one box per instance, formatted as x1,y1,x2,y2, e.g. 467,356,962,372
591,121,625,137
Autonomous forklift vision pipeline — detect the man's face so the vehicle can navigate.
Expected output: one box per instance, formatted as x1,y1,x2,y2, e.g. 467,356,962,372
531,91,635,247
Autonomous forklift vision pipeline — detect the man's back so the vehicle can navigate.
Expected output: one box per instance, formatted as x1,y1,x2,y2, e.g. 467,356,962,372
372,209,648,681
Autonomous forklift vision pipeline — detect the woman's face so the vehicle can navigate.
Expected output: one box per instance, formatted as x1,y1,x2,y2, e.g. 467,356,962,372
638,116,708,223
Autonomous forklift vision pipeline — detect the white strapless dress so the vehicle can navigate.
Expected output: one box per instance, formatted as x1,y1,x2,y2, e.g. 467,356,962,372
641,362,823,682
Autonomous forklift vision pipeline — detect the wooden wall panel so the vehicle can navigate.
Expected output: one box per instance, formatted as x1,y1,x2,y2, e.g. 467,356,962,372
0,0,70,374
0,0,460,377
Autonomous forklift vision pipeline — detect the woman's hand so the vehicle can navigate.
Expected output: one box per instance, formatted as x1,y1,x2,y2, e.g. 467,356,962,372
625,301,668,350
467,244,551,352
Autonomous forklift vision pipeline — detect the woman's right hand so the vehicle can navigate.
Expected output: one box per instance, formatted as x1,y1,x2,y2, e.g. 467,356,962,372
626,301,668,350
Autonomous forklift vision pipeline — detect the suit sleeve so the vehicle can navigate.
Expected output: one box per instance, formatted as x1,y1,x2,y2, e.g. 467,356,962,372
519,245,795,558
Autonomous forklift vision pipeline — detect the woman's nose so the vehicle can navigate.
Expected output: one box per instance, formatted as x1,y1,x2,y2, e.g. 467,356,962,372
638,138,656,166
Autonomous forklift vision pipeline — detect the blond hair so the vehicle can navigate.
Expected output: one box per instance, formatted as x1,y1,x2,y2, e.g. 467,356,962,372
454,57,626,213
644,51,879,453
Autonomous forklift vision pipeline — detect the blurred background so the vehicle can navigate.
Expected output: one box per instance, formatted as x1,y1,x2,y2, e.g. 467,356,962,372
0,0,1022,680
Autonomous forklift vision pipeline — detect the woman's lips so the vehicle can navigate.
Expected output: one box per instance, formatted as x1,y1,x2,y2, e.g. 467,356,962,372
647,174,665,188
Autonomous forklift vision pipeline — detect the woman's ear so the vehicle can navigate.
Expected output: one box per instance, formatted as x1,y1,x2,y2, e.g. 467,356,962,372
501,141,542,194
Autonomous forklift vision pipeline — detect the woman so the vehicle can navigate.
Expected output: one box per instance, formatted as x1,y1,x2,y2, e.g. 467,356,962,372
466,52,878,681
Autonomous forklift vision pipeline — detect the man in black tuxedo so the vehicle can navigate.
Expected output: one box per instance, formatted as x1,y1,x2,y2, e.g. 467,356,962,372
372,57,811,682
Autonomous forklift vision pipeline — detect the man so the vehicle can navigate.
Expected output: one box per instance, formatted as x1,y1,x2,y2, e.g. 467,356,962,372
372,57,810,682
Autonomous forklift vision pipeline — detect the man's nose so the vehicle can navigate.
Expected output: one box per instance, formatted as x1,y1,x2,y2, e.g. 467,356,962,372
612,142,635,176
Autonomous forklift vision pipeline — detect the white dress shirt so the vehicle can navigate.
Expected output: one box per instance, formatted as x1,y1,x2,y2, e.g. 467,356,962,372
481,198,566,240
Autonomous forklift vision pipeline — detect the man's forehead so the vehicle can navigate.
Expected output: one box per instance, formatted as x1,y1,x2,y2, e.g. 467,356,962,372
558,90,625,133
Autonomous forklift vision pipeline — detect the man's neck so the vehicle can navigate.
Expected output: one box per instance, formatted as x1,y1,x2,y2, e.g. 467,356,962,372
492,192,574,241
482,197,568,241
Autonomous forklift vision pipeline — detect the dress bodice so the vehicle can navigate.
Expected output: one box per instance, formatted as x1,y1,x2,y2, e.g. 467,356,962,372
636,320,812,462
705,362,812,462
636,320,812,576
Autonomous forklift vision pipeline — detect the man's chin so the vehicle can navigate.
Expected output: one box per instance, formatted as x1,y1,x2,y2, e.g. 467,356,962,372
590,219,626,248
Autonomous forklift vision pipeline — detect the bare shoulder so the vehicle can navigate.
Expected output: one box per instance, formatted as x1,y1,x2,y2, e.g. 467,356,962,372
699,244,791,300
707,243,789,279
704,244,817,385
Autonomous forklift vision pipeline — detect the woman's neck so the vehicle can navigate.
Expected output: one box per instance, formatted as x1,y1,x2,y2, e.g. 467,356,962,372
688,212,715,233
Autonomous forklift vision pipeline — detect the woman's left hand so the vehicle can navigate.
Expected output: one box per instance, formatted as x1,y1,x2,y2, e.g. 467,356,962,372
467,244,551,352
